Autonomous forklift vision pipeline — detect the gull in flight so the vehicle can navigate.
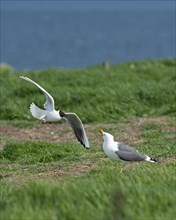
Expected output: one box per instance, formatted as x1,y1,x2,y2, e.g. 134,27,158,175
20,76,89,148
99,129,157,172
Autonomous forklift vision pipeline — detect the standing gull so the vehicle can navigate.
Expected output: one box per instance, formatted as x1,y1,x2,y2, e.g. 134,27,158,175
99,129,157,172
20,76,89,148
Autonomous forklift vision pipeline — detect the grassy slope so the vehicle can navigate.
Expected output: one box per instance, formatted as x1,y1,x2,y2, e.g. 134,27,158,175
0,59,176,123
0,59,176,220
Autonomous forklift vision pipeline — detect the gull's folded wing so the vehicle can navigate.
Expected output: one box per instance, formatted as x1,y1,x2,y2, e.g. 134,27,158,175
115,150,146,161
116,143,146,161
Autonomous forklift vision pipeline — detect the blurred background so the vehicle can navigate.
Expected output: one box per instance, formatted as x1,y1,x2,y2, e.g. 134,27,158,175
1,0,175,70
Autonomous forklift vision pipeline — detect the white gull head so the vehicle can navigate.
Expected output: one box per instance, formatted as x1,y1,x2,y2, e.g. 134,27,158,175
99,129,120,161
99,129,114,142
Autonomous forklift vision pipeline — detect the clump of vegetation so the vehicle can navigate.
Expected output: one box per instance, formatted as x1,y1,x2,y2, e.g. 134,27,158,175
0,63,13,74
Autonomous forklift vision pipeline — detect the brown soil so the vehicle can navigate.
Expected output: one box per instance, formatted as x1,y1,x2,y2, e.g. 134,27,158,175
0,116,174,150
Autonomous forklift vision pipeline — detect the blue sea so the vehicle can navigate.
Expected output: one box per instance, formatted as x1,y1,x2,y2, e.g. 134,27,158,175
1,1,175,70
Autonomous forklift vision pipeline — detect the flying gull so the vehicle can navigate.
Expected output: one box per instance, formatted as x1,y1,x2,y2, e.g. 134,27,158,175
99,129,157,172
20,76,89,148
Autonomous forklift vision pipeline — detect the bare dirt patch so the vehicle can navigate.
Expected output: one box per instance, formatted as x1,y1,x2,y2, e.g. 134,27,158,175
158,157,176,164
0,116,174,150
0,123,85,150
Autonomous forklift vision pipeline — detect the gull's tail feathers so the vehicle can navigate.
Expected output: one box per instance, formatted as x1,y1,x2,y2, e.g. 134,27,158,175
30,103,46,121
145,155,158,163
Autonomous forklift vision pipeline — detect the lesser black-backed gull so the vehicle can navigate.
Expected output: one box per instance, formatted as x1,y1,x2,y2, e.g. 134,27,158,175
99,129,157,172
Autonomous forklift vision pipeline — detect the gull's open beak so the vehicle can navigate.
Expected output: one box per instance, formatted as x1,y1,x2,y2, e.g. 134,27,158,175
98,129,104,136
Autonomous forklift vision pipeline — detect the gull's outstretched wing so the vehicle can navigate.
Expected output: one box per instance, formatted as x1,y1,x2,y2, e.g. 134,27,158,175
20,76,55,111
115,143,146,161
59,110,89,148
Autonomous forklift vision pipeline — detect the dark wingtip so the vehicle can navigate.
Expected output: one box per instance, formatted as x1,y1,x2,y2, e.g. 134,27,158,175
151,157,158,162
73,128,89,149
59,109,66,117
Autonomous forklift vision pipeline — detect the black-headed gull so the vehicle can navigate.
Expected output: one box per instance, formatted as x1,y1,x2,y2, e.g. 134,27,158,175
20,76,89,148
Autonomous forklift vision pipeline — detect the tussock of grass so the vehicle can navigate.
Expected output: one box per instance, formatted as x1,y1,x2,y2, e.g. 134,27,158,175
0,63,13,73
0,142,89,164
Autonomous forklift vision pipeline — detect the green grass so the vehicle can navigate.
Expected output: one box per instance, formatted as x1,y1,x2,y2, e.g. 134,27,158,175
0,59,176,123
0,142,88,164
1,163,176,220
1,162,175,220
1,117,176,220
0,59,176,220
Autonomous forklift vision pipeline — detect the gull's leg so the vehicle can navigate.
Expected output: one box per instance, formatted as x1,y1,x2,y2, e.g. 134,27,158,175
119,166,124,174
41,119,46,123
119,162,129,174
119,163,125,174
39,115,47,123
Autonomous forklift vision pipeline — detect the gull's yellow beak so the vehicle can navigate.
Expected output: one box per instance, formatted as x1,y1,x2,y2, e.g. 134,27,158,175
98,129,104,136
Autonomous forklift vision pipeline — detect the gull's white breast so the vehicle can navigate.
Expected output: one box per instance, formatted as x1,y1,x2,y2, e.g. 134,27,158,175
103,142,121,161
45,110,61,122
